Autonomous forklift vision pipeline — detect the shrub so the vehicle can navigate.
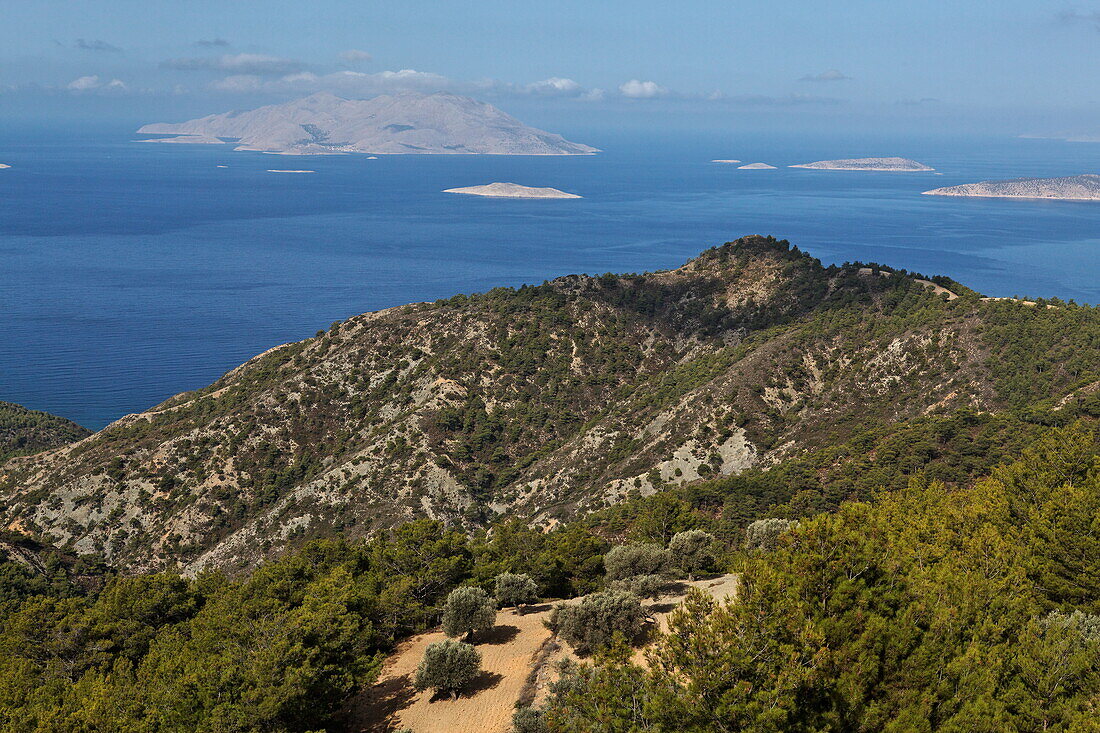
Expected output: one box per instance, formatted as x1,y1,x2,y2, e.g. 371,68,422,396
745,518,799,553
512,705,549,733
611,573,671,600
604,543,670,581
496,572,539,612
441,586,497,640
549,590,646,655
669,530,716,579
414,639,482,699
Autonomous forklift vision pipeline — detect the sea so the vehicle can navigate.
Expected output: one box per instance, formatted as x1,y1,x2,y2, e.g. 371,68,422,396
2,123,1100,430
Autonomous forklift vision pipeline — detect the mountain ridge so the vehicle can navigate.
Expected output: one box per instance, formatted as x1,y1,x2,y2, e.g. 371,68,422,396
3,236,1097,574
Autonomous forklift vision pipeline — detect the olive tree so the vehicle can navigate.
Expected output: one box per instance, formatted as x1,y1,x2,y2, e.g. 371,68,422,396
495,572,539,613
611,573,670,600
745,518,799,553
549,590,646,655
603,543,671,582
441,586,496,640
669,529,716,579
413,639,482,699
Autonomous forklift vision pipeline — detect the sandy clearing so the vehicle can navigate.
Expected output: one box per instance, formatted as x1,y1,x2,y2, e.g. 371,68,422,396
914,279,958,300
343,574,738,733
343,606,555,733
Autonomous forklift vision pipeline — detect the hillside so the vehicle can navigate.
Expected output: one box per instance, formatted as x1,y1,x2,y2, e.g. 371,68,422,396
137,91,599,156
924,173,1100,200
2,236,1098,574
790,157,934,171
0,401,90,463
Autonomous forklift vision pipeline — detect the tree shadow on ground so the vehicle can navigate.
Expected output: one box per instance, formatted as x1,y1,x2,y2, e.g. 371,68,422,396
478,624,520,645
646,601,678,614
338,673,416,732
426,671,505,702
521,603,554,614
464,670,505,695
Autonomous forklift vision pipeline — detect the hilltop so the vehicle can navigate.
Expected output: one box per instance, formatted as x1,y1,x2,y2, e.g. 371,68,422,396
2,236,1098,573
137,92,599,156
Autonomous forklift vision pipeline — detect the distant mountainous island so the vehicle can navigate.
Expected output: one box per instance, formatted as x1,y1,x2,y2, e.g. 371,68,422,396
790,157,934,171
137,91,599,156
739,162,776,169
443,182,581,198
924,174,1100,200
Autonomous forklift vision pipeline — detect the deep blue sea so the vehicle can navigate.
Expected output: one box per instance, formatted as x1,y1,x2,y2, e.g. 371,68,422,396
2,123,1099,430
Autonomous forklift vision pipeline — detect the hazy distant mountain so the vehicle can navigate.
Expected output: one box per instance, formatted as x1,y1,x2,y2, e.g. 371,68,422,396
790,157,934,171
137,91,599,156
924,174,1100,200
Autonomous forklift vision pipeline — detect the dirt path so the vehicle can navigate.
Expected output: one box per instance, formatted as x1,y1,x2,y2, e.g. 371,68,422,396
342,574,738,733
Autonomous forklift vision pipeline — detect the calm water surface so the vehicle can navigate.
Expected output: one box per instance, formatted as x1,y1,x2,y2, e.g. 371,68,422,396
2,124,1099,428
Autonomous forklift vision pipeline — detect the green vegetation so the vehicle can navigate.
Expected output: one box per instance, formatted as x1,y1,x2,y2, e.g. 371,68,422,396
0,401,89,462
414,639,482,700
603,542,671,581
540,426,1100,731
668,529,715,578
4,237,1100,577
549,590,648,655
495,571,539,611
441,585,496,640
0,421,1096,729
0,520,605,732
1,238,1098,730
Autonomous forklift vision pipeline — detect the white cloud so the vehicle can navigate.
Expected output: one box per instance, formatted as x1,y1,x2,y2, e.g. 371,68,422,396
618,79,668,99
799,69,851,82
340,49,373,64
162,53,306,75
67,75,101,91
66,75,128,93
525,77,582,95
209,68,453,95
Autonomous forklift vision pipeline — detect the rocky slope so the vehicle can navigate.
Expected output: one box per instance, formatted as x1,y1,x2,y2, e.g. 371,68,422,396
924,174,1100,200
137,92,599,156
2,236,1096,574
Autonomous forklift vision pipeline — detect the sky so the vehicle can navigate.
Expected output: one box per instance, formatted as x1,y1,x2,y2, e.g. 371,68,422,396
2,0,1099,136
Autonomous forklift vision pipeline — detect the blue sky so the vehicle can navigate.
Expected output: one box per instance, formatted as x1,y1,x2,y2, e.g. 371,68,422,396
2,1,1099,135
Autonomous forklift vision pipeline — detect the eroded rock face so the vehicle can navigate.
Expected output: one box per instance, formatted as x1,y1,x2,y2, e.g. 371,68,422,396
138,92,600,156
924,174,1100,200
790,157,934,171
